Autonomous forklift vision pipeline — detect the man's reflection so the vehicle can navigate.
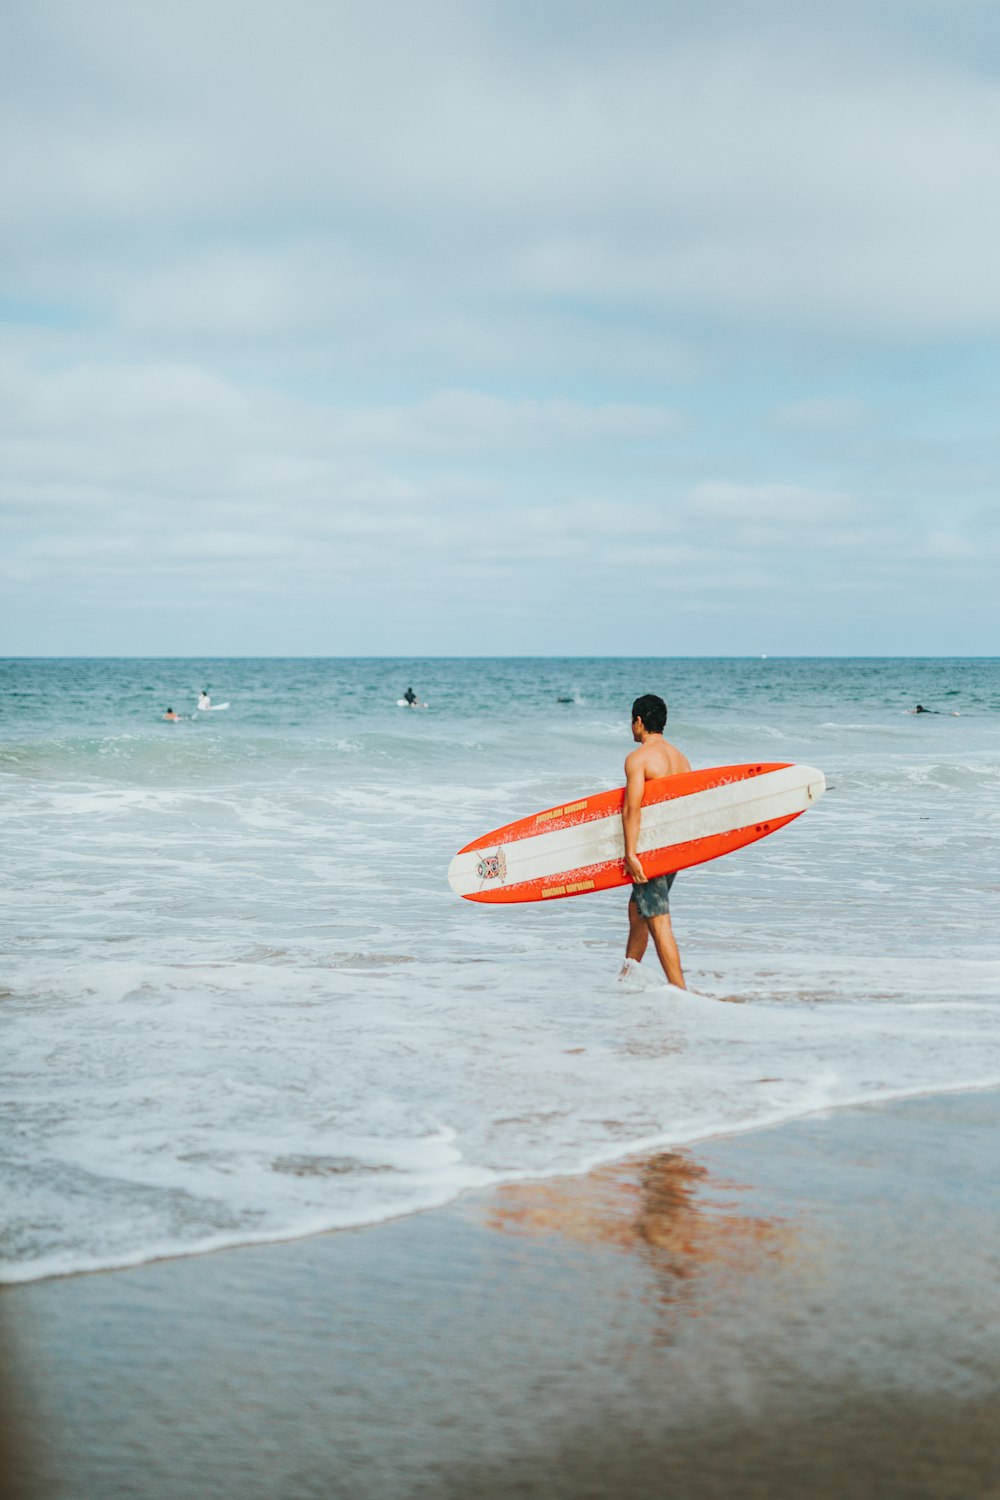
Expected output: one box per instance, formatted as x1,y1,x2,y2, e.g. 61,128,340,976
485,1149,797,1311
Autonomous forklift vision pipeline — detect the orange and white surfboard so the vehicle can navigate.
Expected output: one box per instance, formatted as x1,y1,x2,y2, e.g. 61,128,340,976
448,762,826,904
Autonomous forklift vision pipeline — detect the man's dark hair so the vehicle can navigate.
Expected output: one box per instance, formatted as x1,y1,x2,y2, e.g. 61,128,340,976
631,693,667,734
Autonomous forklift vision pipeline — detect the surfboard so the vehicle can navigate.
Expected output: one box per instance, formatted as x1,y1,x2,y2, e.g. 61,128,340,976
197,703,230,711
396,700,428,708
448,762,825,904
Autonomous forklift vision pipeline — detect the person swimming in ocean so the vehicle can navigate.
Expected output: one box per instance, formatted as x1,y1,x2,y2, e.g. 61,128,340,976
619,693,691,991
403,687,418,706
162,708,183,721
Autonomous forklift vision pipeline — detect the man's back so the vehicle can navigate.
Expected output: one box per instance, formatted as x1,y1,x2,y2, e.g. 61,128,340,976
625,733,690,784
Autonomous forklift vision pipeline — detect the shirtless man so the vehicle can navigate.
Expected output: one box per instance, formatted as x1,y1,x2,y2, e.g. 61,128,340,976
620,693,691,989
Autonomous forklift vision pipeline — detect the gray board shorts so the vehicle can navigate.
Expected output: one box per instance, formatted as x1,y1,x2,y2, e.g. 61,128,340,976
630,871,676,919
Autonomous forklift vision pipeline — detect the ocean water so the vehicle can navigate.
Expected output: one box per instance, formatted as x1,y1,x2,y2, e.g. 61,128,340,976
2,656,998,1283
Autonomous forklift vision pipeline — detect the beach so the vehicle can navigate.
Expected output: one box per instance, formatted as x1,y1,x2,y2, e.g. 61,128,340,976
4,1088,1000,1500
3,656,999,1495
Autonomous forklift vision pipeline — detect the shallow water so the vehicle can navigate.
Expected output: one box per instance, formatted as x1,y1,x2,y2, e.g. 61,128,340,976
2,656,998,1281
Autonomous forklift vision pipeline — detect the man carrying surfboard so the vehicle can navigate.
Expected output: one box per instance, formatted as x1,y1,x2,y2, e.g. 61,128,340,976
621,694,691,990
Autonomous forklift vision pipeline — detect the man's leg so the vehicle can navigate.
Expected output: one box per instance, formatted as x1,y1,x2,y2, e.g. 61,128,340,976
646,912,686,989
625,896,648,963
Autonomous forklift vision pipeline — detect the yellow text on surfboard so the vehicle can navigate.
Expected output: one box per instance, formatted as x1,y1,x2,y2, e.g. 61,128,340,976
535,799,588,826
541,879,596,899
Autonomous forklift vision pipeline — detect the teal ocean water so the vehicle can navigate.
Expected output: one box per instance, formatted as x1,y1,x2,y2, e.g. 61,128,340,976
2,657,999,1282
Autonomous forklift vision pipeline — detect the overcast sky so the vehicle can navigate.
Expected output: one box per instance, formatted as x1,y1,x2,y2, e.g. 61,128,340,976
2,0,998,656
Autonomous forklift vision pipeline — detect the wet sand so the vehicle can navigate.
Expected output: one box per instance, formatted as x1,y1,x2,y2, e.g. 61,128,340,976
3,1090,1000,1500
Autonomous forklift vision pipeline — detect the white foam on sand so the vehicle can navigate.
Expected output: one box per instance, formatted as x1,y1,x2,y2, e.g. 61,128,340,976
3,945,1000,1283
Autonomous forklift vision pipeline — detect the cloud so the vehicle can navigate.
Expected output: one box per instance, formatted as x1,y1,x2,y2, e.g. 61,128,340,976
0,347,689,613
0,354,683,508
687,483,851,526
115,243,380,339
5,0,1000,340
772,398,866,432
1,1,997,654
347,391,685,452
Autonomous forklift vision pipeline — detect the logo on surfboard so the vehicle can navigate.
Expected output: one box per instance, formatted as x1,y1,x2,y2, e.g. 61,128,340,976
476,848,507,883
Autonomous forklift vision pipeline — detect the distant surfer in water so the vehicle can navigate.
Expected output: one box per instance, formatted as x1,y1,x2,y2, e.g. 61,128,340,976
620,693,691,991
162,708,183,721
403,687,418,706
198,690,211,710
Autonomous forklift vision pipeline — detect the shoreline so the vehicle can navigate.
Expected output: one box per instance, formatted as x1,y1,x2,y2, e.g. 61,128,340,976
4,1088,1000,1499
6,1073,1000,1290
5,1068,1000,1290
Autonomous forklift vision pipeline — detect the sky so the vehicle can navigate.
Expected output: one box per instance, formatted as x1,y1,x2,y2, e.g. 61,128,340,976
2,0,999,657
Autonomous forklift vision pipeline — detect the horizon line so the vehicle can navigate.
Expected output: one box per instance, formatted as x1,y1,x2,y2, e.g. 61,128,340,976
2,653,997,663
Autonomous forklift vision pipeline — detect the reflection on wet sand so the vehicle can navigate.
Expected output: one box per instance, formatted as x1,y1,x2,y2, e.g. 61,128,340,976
485,1151,798,1307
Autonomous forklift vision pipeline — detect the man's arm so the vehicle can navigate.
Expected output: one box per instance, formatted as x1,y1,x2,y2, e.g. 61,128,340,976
622,752,647,884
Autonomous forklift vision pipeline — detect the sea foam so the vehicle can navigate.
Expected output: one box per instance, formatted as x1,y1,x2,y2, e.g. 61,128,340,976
2,655,999,1281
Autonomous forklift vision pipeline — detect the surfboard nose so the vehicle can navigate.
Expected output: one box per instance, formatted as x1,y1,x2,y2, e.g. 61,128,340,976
447,851,475,897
